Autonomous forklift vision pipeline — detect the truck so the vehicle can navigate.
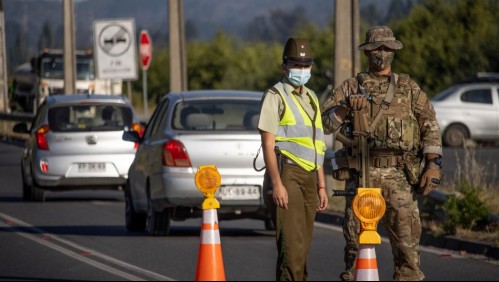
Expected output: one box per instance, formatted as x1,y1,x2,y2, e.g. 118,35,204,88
10,48,123,113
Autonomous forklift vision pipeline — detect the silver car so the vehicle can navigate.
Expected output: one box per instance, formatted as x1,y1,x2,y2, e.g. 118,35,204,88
122,90,268,236
13,94,144,202
431,81,499,147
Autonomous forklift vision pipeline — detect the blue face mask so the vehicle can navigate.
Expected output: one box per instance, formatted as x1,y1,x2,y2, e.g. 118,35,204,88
287,68,311,86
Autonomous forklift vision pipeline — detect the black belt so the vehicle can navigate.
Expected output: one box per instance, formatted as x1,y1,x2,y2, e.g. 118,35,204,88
283,157,298,166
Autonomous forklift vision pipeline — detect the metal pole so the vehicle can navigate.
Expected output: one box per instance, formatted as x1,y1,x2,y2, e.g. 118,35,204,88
168,0,187,91
0,0,9,114
63,0,76,94
334,0,353,88
127,80,132,103
352,0,361,75
142,70,148,119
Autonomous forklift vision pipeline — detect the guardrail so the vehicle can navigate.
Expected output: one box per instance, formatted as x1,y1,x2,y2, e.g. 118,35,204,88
0,112,35,123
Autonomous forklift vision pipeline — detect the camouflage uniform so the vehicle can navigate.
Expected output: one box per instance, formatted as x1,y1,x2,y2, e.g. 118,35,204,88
322,26,442,281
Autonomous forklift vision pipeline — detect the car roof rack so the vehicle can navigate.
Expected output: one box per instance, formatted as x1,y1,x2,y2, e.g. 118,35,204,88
459,72,499,83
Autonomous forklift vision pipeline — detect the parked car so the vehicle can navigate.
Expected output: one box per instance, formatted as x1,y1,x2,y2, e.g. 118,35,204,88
13,94,144,202
122,90,269,236
431,81,499,147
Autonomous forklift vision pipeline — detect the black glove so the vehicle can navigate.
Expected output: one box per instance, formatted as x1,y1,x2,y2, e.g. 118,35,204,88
418,162,441,196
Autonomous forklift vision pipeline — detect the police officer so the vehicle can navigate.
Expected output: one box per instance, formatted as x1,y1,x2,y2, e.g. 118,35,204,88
258,37,329,281
321,26,443,281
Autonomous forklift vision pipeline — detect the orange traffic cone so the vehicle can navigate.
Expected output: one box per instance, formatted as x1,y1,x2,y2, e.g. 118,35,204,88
354,244,379,281
195,208,226,281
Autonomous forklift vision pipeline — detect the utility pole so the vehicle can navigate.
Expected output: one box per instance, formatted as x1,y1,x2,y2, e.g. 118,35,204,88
168,0,187,92
63,0,76,94
0,0,8,113
329,0,361,191
334,0,360,88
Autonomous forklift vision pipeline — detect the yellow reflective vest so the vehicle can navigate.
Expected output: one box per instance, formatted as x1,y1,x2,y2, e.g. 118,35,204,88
273,82,326,172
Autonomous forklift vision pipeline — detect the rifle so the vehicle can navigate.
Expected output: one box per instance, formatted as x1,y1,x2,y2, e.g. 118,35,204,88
331,73,397,197
331,102,371,196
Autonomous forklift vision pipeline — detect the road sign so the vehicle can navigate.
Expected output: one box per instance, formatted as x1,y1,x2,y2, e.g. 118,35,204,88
93,18,138,80
139,30,152,70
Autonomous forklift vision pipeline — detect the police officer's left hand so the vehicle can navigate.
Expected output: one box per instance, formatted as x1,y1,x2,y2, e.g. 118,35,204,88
418,163,441,196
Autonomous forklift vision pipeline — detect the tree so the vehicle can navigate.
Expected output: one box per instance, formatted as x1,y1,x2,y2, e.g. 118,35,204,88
393,0,499,96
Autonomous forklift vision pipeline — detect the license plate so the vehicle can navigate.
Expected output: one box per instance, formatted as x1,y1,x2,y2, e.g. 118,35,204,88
77,163,106,172
220,186,261,200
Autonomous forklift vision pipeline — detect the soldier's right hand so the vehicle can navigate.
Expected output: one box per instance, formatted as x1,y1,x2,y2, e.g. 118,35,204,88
349,94,369,111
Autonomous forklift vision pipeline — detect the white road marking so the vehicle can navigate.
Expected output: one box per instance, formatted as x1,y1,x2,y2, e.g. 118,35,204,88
0,212,175,281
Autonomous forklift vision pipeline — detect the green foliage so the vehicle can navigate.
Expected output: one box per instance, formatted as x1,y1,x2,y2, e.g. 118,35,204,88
393,0,499,96
130,0,499,107
442,180,489,234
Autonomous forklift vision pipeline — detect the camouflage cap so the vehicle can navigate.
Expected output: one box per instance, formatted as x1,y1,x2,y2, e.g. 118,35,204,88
358,26,403,51
282,38,314,65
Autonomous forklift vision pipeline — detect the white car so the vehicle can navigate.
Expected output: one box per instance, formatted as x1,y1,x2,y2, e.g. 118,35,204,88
13,94,144,202
431,81,499,147
122,90,269,236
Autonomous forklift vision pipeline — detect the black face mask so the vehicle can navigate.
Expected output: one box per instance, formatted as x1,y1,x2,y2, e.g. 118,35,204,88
367,50,394,71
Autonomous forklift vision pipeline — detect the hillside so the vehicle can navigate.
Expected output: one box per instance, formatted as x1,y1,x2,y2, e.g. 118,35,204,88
3,0,392,72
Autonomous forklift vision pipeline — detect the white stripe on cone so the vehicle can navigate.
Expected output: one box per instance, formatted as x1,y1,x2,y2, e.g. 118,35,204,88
355,245,379,281
201,209,221,244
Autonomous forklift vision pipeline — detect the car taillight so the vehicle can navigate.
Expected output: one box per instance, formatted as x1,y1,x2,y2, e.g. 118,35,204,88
162,140,191,167
36,125,50,150
132,123,144,150
40,160,49,173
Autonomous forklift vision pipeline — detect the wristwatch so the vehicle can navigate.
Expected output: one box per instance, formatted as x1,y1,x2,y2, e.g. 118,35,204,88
428,157,442,167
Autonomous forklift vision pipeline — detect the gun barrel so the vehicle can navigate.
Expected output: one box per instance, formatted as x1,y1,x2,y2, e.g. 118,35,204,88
331,190,356,197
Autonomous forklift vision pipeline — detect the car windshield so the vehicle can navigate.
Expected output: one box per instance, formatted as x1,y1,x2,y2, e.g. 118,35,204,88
41,56,95,80
48,104,133,132
172,99,260,131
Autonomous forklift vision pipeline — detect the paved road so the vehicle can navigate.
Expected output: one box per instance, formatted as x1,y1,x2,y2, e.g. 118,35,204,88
0,141,497,281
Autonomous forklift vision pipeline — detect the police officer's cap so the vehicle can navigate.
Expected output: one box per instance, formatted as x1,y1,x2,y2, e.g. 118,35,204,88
282,38,314,66
358,26,403,51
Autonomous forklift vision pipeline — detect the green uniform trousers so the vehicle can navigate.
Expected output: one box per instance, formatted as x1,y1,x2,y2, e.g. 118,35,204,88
264,163,318,281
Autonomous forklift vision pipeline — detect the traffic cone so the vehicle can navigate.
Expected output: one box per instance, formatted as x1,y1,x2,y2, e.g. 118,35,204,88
195,208,226,281
354,244,379,281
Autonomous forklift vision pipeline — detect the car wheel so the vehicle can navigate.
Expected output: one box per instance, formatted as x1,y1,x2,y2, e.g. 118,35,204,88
443,124,469,147
31,181,45,202
23,166,45,202
264,208,276,231
264,217,276,231
125,186,147,232
146,198,171,236
21,165,31,201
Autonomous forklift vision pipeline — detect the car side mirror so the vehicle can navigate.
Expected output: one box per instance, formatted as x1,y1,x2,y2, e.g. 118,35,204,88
122,130,140,143
13,123,29,134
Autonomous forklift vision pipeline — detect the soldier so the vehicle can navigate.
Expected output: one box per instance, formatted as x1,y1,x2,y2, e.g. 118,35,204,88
321,26,443,281
258,37,329,281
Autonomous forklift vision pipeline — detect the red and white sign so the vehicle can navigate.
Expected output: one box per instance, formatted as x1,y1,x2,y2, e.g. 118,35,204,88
139,30,152,70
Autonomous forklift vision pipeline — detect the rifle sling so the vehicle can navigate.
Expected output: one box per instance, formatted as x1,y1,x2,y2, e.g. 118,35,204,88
357,73,398,133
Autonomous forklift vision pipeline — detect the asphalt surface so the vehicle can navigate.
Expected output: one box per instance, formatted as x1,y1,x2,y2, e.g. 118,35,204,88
316,211,499,261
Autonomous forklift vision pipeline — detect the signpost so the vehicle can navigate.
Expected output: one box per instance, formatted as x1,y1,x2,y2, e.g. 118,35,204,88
139,30,152,118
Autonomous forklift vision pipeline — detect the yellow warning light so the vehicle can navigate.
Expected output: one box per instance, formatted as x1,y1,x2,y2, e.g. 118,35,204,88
352,188,386,245
195,165,222,210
